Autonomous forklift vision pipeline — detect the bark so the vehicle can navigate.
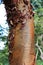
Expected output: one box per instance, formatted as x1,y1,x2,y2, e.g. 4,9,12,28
3,0,36,65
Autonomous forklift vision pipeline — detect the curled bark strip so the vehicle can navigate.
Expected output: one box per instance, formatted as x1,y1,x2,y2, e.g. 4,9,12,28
23,0,29,5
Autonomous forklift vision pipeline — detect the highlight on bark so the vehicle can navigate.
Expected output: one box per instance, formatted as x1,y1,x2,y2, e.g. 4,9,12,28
3,0,36,65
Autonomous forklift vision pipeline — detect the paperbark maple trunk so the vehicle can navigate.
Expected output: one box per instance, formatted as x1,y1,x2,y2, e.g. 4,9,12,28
3,0,36,65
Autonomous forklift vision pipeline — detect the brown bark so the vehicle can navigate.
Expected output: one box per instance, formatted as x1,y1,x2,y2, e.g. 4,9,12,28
3,0,35,65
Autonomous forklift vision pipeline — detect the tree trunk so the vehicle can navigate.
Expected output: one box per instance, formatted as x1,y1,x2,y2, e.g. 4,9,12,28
3,0,35,65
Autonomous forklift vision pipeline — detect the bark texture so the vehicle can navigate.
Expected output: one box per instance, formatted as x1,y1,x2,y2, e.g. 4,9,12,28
3,0,35,65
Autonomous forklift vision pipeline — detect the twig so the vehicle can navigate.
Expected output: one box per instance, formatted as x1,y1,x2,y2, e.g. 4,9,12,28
36,39,43,60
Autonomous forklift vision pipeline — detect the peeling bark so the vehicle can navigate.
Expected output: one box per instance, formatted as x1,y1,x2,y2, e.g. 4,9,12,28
3,0,35,65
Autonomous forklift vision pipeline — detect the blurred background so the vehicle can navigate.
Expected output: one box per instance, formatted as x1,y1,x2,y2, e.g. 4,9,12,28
0,0,43,65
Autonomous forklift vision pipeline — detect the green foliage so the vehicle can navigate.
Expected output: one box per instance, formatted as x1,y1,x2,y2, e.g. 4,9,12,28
31,0,43,10
0,45,9,65
36,60,43,65
34,9,43,35
33,1,43,64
